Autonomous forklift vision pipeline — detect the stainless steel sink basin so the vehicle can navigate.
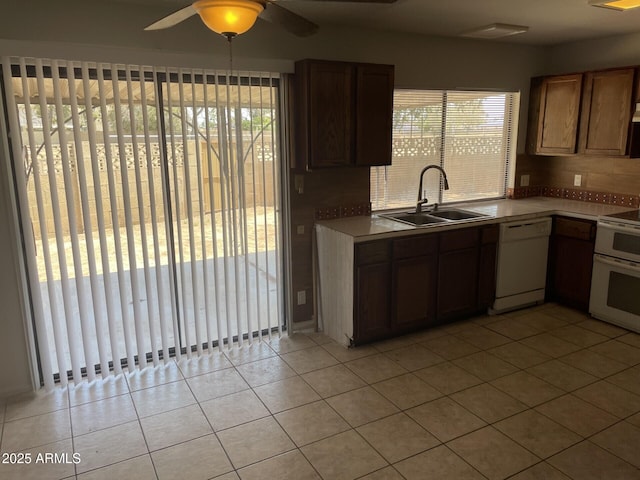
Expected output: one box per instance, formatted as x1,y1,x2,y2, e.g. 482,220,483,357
380,208,489,227
429,209,485,220
384,212,448,226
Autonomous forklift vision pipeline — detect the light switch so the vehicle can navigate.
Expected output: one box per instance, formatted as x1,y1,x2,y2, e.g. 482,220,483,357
296,225,305,235
297,290,306,305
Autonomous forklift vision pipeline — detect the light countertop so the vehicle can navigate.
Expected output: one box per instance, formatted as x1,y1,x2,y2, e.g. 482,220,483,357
316,197,634,241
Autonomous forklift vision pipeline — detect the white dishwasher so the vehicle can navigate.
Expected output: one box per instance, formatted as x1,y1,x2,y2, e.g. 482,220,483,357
491,217,552,314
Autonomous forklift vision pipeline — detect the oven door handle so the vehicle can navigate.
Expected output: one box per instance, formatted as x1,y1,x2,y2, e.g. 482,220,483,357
598,221,640,235
595,253,640,271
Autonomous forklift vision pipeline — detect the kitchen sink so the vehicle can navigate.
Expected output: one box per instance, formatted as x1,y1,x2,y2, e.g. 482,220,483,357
429,209,486,220
380,208,489,227
384,212,448,226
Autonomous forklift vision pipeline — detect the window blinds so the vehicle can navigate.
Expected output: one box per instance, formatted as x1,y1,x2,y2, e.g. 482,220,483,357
371,89,519,211
2,57,284,386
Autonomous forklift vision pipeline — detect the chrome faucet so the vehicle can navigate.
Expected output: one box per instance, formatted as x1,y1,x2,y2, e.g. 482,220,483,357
416,165,450,213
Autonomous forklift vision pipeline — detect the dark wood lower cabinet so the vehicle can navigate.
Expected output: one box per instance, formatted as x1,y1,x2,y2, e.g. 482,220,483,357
391,234,438,334
547,216,596,311
353,224,499,345
437,247,479,320
354,240,391,344
478,225,500,309
355,262,392,343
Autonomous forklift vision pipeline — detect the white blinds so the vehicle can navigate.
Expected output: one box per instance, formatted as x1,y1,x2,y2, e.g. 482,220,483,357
371,89,519,211
2,57,284,387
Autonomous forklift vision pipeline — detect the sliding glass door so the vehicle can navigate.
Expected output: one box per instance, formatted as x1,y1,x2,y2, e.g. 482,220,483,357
1,57,284,387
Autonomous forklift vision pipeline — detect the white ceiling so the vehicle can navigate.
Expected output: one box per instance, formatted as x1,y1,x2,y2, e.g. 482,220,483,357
120,0,640,46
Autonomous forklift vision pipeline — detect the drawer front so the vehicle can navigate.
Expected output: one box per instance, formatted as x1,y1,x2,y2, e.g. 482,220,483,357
393,234,437,260
439,228,479,252
555,217,595,241
356,240,390,265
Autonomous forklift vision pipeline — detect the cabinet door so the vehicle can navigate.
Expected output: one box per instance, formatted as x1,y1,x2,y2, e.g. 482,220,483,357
438,225,480,320
528,74,582,155
392,255,438,332
579,68,635,156
308,62,353,167
551,237,594,311
355,64,394,166
477,225,499,309
548,217,596,311
438,248,479,320
354,262,391,344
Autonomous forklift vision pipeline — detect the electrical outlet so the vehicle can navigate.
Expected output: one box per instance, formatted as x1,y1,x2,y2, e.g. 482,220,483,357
574,174,582,187
297,290,306,305
520,174,530,187
296,225,305,235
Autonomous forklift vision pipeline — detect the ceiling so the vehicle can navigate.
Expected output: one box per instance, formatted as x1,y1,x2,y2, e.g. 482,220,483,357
117,0,640,46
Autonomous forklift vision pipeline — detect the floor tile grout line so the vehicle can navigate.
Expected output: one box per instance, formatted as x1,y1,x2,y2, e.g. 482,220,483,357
67,391,79,479
73,452,153,479
601,370,640,397
502,459,553,480
439,442,495,480
3,306,639,480
156,360,244,476
583,421,640,470
211,338,344,473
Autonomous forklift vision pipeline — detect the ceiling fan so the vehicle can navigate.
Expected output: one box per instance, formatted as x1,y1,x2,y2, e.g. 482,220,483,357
145,0,398,39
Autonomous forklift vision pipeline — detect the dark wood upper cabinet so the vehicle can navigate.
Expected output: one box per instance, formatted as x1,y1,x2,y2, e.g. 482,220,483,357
578,68,635,156
296,60,353,168
527,74,583,155
294,59,394,169
355,64,394,166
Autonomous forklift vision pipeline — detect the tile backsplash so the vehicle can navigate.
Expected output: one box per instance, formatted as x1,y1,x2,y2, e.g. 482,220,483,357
514,153,640,209
315,203,372,220
508,186,640,208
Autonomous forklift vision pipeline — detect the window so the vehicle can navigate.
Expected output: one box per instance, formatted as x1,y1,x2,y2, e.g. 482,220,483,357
371,89,519,211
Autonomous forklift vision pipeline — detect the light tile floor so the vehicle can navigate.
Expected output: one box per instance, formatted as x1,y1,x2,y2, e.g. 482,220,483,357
1,303,640,479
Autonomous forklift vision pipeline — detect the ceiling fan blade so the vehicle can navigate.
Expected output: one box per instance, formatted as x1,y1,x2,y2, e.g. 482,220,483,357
144,4,198,31
260,2,319,37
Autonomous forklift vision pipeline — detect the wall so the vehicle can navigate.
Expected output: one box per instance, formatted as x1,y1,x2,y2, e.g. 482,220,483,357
0,0,549,391
516,154,640,197
0,117,35,397
289,168,371,326
546,31,640,74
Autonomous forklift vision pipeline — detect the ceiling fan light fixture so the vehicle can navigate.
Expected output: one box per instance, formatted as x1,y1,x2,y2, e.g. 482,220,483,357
194,0,264,37
589,0,640,9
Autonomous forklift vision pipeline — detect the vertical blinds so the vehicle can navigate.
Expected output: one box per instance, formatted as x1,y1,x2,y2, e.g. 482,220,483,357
2,57,284,387
371,89,519,211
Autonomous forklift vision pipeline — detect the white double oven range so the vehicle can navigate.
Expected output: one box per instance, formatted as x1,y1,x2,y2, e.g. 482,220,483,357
590,209,640,333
